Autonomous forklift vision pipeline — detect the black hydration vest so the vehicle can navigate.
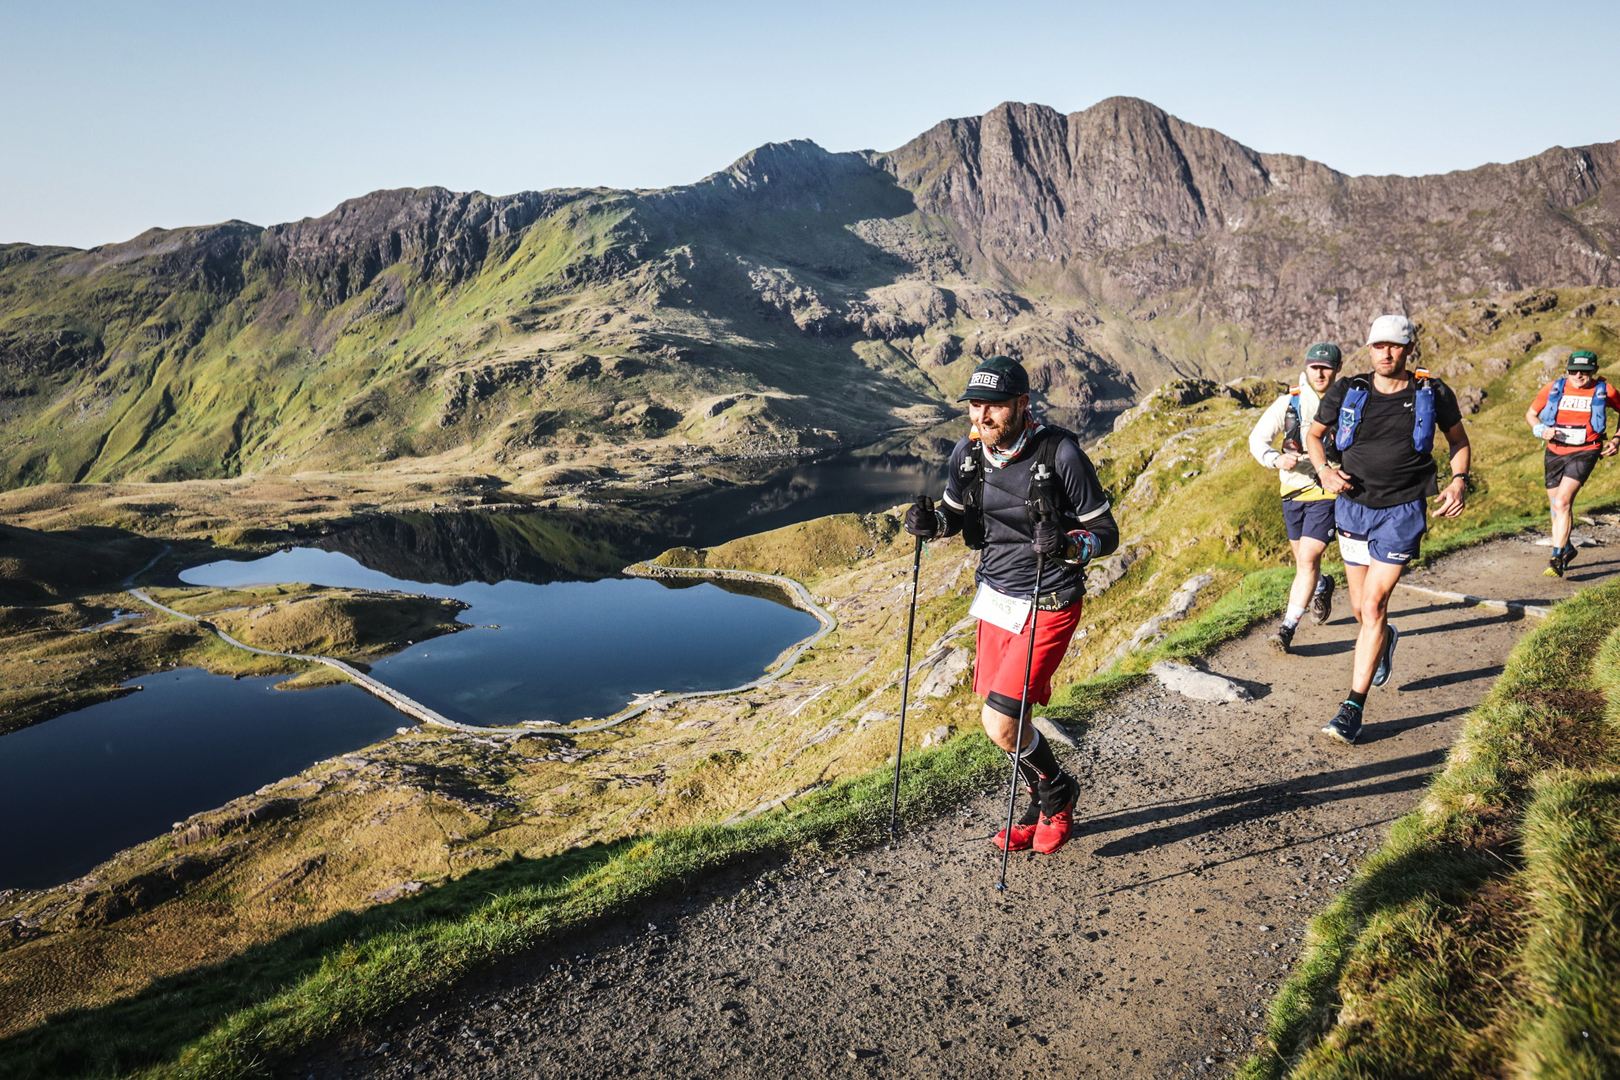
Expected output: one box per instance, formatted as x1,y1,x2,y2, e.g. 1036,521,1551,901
955,427,1072,551
1281,387,1339,456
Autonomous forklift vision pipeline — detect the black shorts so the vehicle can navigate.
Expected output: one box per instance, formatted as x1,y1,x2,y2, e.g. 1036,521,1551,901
1545,449,1599,488
1281,497,1336,543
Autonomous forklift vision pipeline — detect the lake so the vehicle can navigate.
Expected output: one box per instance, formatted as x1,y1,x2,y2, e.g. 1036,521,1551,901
178,547,820,725
0,669,403,889
1,437,953,889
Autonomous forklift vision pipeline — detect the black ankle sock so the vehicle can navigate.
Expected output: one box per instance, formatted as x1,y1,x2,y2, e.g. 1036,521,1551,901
1346,690,1367,710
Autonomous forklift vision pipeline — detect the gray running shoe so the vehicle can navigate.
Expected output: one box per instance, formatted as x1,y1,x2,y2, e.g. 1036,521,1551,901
1321,701,1363,744
1372,624,1400,688
1310,575,1335,624
1561,545,1579,572
1268,621,1296,654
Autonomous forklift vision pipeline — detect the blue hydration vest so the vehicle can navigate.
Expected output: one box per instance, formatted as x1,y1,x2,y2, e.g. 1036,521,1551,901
1335,370,1437,454
1538,377,1607,442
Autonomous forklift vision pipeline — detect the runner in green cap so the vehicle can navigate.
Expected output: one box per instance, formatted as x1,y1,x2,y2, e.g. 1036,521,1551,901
1526,349,1620,576
1248,342,1343,652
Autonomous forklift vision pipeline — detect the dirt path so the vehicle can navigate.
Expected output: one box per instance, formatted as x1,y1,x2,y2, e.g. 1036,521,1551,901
293,525,1620,1079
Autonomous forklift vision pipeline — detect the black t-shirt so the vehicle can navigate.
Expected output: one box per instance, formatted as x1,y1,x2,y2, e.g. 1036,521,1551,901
1314,373,1463,508
942,427,1113,596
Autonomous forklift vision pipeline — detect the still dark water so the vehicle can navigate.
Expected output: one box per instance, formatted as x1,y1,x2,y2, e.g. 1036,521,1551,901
674,450,951,550
0,670,402,889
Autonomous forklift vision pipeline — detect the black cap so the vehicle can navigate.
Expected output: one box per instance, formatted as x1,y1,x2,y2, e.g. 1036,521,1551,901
1568,350,1599,373
957,355,1029,402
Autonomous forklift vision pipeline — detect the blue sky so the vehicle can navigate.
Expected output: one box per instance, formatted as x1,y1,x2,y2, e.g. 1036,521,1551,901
5,0,1618,247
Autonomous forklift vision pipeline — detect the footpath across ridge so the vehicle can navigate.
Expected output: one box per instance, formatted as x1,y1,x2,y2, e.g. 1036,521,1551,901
296,526,1620,1079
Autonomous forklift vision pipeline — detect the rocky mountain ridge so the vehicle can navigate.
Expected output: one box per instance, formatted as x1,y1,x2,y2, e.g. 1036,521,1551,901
0,97,1615,487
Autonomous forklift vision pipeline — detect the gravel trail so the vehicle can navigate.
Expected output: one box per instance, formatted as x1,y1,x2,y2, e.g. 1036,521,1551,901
293,525,1620,1079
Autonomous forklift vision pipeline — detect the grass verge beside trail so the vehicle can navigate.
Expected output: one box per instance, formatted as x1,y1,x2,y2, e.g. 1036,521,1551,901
1240,577,1620,1079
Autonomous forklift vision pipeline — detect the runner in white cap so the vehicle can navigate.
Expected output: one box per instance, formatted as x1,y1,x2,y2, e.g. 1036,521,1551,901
1305,315,1471,744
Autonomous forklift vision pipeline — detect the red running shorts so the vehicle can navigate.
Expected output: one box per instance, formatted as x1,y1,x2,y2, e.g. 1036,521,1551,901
972,599,1083,706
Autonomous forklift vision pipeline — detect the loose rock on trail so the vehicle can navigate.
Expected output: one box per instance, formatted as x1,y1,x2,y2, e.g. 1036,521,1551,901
295,526,1620,1079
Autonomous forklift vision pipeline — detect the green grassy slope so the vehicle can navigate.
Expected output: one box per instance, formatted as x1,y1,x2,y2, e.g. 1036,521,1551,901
1241,580,1620,1080
0,175,954,488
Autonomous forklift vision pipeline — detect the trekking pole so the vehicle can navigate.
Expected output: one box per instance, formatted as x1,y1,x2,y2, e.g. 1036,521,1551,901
998,464,1057,892
889,495,932,844
996,549,1045,892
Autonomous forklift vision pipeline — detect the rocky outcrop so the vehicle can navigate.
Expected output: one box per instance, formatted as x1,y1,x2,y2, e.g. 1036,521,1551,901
879,98,1620,344
261,187,573,303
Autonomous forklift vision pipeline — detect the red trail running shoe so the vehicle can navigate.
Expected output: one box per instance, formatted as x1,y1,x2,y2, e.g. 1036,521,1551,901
1033,774,1078,855
993,789,1040,851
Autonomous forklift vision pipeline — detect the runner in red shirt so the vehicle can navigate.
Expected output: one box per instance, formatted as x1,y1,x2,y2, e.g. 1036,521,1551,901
1526,350,1620,576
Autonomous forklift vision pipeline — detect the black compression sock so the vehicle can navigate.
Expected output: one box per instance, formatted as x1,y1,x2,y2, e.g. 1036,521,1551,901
1346,690,1367,710
1021,730,1062,780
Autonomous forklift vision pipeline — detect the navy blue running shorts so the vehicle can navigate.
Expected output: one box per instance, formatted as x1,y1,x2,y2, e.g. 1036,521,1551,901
1335,497,1426,566
1281,497,1336,544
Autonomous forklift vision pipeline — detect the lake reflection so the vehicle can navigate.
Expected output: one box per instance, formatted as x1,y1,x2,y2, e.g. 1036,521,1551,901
179,549,820,725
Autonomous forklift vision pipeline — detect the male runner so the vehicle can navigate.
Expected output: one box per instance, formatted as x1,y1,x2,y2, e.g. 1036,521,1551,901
1525,349,1620,577
1248,342,1343,652
904,356,1118,852
1307,315,1470,744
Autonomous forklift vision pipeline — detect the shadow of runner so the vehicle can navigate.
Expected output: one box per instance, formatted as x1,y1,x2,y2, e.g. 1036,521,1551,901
1081,749,1446,859
1398,665,1504,692
1289,638,1357,658
1081,814,1406,901
1384,601,1472,620
1565,557,1620,581
1397,609,1524,638
1352,705,1467,744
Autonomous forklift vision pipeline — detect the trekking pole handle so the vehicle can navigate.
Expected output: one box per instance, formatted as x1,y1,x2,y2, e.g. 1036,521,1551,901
1029,463,1057,524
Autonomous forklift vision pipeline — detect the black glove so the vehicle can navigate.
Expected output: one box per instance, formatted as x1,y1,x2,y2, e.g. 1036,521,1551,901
1032,520,1069,559
903,497,939,538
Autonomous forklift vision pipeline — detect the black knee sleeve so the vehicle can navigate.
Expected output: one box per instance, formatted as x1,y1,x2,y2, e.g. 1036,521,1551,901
985,691,1029,721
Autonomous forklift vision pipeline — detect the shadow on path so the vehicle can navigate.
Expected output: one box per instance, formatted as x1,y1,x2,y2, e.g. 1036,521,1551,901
1354,705,1466,745
1086,749,1445,857
1399,665,1504,693
1398,609,1523,639
1082,814,1405,901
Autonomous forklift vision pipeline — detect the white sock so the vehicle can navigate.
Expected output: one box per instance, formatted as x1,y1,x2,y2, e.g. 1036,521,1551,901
1284,604,1306,628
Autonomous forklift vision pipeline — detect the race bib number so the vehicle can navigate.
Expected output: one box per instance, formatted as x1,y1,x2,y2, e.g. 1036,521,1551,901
1554,425,1589,445
970,582,1032,634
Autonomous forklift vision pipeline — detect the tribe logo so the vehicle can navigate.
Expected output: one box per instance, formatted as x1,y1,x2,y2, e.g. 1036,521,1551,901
967,371,1004,390
1558,394,1595,414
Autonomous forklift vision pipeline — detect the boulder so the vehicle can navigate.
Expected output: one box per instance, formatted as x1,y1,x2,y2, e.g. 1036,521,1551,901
916,645,971,699
1536,344,1575,376
1149,661,1252,704
1033,715,1079,748
371,880,425,903
1507,330,1543,355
